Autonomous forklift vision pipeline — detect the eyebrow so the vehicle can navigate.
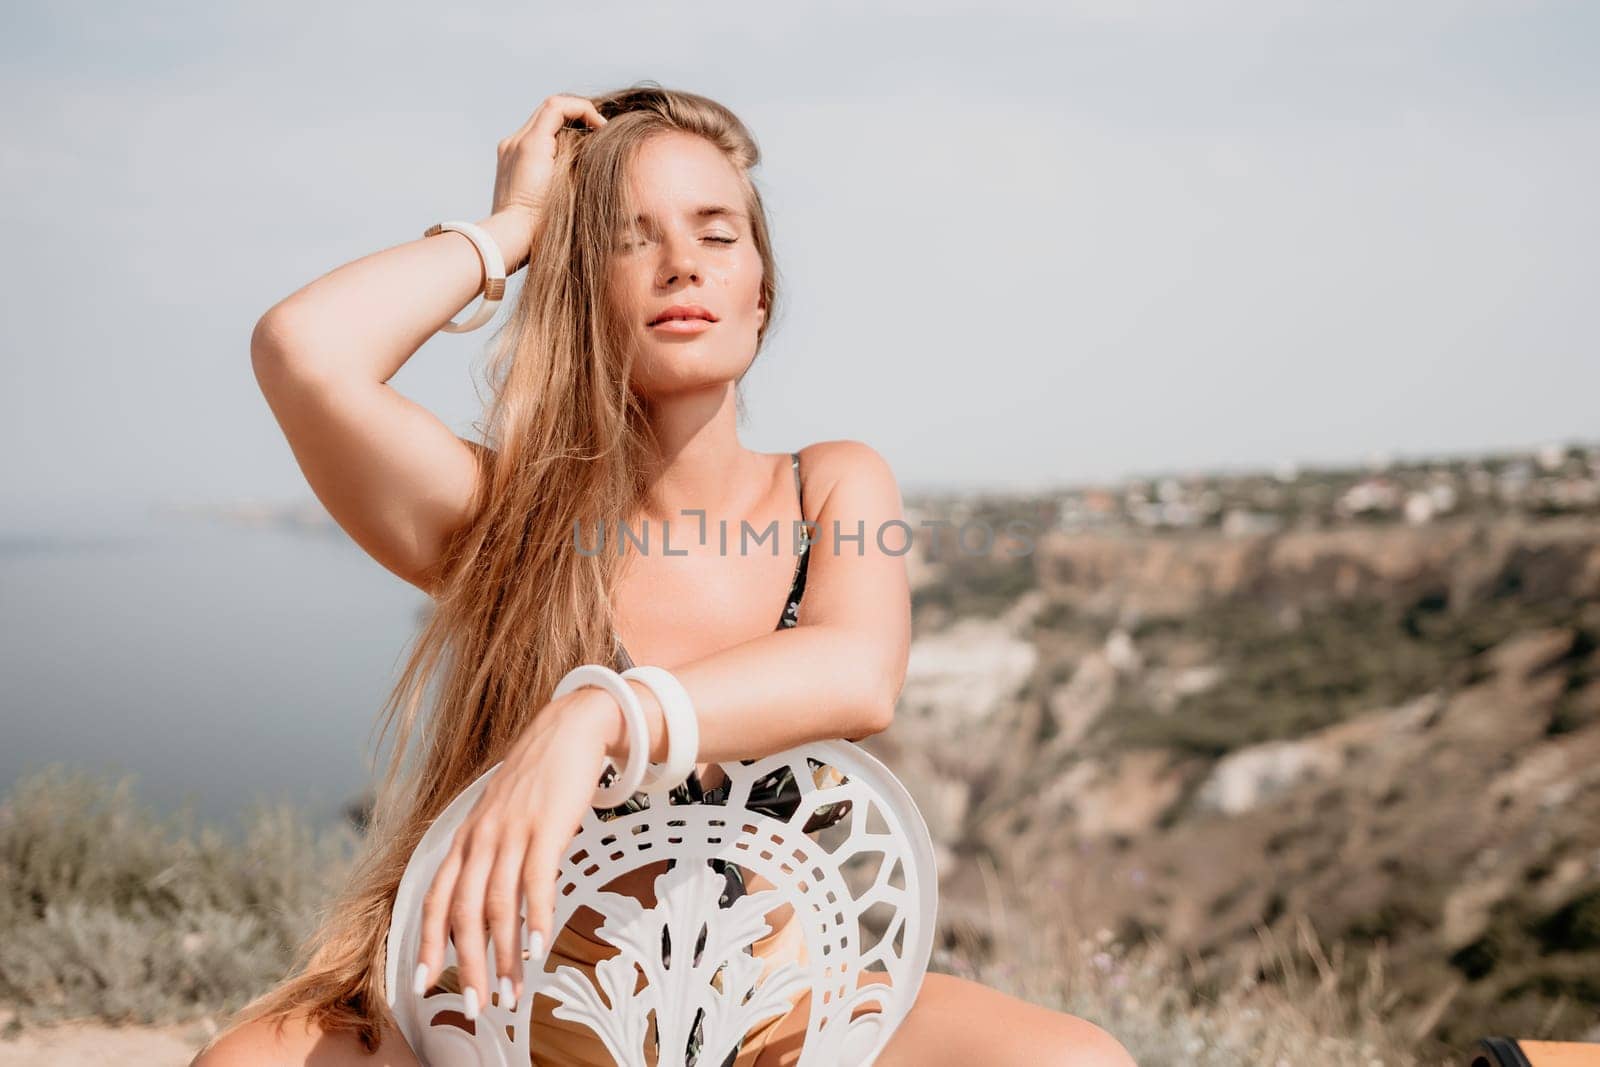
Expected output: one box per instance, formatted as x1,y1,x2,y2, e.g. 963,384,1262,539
630,204,748,224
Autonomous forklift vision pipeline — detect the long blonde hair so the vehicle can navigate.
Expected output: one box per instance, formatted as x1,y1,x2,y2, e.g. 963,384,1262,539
213,82,781,1053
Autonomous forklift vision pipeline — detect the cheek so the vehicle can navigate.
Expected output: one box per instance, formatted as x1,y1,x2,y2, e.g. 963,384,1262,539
608,264,648,322
712,257,763,312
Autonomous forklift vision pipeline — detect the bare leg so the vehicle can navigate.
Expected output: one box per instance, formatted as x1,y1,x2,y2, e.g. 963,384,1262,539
875,973,1137,1067
193,974,1135,1067
748,971,1137,1067
189,1009,423,1067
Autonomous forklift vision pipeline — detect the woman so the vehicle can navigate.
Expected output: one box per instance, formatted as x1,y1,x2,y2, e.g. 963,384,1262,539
193,84,1136,1067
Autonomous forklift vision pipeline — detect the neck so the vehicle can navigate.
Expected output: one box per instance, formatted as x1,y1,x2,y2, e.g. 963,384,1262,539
637,383,764,525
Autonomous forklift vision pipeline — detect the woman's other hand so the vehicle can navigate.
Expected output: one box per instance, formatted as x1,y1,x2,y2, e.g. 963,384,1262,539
413,686,620,1016
489,94,608,270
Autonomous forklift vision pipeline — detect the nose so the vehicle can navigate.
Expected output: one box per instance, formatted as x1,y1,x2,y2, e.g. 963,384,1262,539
654,231,702,289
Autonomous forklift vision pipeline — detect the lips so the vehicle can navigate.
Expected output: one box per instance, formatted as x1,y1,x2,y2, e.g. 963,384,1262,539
647,304,718,326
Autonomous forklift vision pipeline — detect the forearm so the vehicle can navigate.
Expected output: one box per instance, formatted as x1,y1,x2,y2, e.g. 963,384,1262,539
586,623,903,766
250,210,531,385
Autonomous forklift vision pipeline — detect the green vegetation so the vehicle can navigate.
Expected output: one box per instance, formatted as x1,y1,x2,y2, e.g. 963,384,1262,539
1103,596,1595,757
0,765,1438,1063
954,880,1432,1065
0,764,358,1031
912,551,1035,620
1444,887,1600,1039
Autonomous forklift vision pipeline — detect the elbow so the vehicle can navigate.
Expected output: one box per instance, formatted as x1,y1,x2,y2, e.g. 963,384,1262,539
250,302,296,363
250,301,322,391
860,696,896,738
846,700,894,744
250,307,295,388
853,667,902,739
831,629,905,742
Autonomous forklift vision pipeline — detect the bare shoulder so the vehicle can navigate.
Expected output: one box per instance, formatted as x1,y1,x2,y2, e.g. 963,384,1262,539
795,439,901,516
461,436,495,464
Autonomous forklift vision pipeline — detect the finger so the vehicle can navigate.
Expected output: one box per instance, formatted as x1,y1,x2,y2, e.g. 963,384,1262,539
416,847,464,994
448,827,499,1020
550,93,608,128
500,95,559,150
520,834,560,968
485,830,531,1006
526,96,608,147
501,95,605,158
522,794,588,957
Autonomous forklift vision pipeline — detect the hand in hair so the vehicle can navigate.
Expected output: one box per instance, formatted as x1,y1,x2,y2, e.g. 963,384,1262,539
490,93,608,269
410,684,628,1016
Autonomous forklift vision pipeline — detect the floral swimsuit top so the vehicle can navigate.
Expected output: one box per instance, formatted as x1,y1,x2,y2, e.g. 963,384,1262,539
593,451,853,841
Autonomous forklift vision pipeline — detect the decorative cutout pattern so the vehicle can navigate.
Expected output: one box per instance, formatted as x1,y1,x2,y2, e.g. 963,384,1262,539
385,741,938,1066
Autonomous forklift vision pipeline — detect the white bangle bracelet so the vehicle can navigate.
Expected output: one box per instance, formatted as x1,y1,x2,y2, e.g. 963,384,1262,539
621,665,700,796
422,219,506,334
552,664,649,806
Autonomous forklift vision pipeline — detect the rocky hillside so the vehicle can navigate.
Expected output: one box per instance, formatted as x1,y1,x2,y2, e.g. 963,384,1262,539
880,514,1600,1057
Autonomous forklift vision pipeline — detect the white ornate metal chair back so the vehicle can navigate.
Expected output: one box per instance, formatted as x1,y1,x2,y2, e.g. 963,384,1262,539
386,740,939,1066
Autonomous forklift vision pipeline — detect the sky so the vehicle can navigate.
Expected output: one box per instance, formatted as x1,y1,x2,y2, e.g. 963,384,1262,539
2,0,1596,529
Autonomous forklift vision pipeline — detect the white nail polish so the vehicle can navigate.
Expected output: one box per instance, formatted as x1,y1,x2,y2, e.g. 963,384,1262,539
463,984,480,1020
499,975,515,1005
529,929,546,961
412,963,429,996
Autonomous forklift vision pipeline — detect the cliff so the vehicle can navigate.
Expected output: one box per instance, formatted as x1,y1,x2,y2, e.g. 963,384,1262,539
881,515,1600,1055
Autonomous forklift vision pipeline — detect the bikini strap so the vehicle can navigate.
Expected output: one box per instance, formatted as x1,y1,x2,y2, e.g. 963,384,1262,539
778,451,812,629
790,450,804,513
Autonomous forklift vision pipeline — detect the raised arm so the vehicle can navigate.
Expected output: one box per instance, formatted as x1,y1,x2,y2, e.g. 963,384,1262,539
248,96,608,596
249,211,526,595
594,438,914,762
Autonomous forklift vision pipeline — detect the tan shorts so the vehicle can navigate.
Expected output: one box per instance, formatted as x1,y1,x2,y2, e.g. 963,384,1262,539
429,911,804,1065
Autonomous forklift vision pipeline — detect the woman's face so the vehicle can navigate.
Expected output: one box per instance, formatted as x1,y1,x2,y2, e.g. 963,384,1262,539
607,131,766,397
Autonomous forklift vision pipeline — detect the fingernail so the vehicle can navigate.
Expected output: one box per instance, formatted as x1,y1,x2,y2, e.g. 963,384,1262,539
529,929,546,962
412,962,430,996
499,975,515,1005
463,984,480,1020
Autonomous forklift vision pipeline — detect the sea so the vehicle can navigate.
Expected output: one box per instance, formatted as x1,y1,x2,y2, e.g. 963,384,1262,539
1,505,428,834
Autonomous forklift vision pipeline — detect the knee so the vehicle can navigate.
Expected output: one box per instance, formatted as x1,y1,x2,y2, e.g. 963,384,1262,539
907,973,1138,1067
189,1010,411,1067
1047,1016,1140,1067
190,1015,309,1067
190,1019,272,1067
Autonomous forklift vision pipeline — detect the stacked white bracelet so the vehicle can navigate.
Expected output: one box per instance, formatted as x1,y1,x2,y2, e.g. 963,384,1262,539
421,219,506,334
552,665,650,806
551,662,702,806
621,665,700,796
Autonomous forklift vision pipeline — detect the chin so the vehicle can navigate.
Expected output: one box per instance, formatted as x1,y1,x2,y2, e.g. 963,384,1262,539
635,350,756,392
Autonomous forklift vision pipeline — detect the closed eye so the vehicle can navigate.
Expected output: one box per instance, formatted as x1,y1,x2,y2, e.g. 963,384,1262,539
617,235,735,251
